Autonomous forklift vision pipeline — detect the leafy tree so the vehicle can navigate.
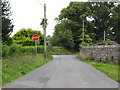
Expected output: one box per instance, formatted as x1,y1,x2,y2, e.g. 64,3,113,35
2,0,14,44
50,29,74,50
12,28,44,46
79,33,92,43
111,4,120,43
90,2,118,42
52,2,93,51
52,2,120,51
0,0,1,41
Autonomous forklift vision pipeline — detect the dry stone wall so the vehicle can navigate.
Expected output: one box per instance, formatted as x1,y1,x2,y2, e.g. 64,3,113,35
80,45,120,63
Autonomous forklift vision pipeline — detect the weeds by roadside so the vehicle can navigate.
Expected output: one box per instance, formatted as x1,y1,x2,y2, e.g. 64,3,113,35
77,54,119,83
2,44,72,87
2,54,52,86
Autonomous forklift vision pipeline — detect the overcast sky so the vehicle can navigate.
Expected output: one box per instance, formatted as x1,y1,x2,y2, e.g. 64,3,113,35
9,0,87,36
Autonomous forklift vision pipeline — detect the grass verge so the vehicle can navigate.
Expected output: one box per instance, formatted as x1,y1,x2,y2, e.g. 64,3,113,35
2,54,52,87
2,46,72,87
2,45,72,87
77,55,119,83
0,59,2,87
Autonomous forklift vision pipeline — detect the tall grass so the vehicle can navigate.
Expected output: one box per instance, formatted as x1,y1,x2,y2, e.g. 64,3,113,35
0,59,2,87
2,43,72,87
2,54,52,86
2,44,45,86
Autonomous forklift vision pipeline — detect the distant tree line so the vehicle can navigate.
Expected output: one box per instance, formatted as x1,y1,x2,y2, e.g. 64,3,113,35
50,2,120,51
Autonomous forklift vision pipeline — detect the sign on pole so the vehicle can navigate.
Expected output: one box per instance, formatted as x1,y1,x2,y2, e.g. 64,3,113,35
32,34,39,41
32,34,39,55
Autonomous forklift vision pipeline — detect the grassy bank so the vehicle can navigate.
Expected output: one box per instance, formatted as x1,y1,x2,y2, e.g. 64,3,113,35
0,59,2,87
77,55,119,83
2,44,72,87
2,54,52,86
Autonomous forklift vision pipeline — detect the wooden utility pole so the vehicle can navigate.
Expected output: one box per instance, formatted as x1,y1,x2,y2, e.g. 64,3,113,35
104,31,106,41
44,4,47,58
36,0,47,58
82,20,85,42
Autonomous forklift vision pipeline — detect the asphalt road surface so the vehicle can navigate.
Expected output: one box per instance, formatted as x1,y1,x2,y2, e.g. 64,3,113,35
4,55,118,88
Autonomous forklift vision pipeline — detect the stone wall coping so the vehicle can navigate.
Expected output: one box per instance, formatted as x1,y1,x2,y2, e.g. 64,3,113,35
83,45,120,48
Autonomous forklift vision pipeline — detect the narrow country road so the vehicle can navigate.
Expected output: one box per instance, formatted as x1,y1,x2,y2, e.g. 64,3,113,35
4,55,118,88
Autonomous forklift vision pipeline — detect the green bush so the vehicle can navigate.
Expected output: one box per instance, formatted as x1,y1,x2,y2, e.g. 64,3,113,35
12,28,44,46
2,44,10,57
9,43,22,55
0,42,2,58
2,42,72,58
2,43,44,58
22,38,37,46
50,29,75,50
2,43,23,57
21,46,44,54
37,46,44,53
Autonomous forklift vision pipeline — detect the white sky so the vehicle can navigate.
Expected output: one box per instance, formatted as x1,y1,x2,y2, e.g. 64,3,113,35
9,0,87,36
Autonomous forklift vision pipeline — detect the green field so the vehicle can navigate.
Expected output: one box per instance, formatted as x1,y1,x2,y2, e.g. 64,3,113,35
78,55,119,83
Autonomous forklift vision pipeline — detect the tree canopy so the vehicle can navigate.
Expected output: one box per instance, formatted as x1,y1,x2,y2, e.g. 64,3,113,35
51,2,94,51
51,2,120,51
12,28,44,46
2,0,14,44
